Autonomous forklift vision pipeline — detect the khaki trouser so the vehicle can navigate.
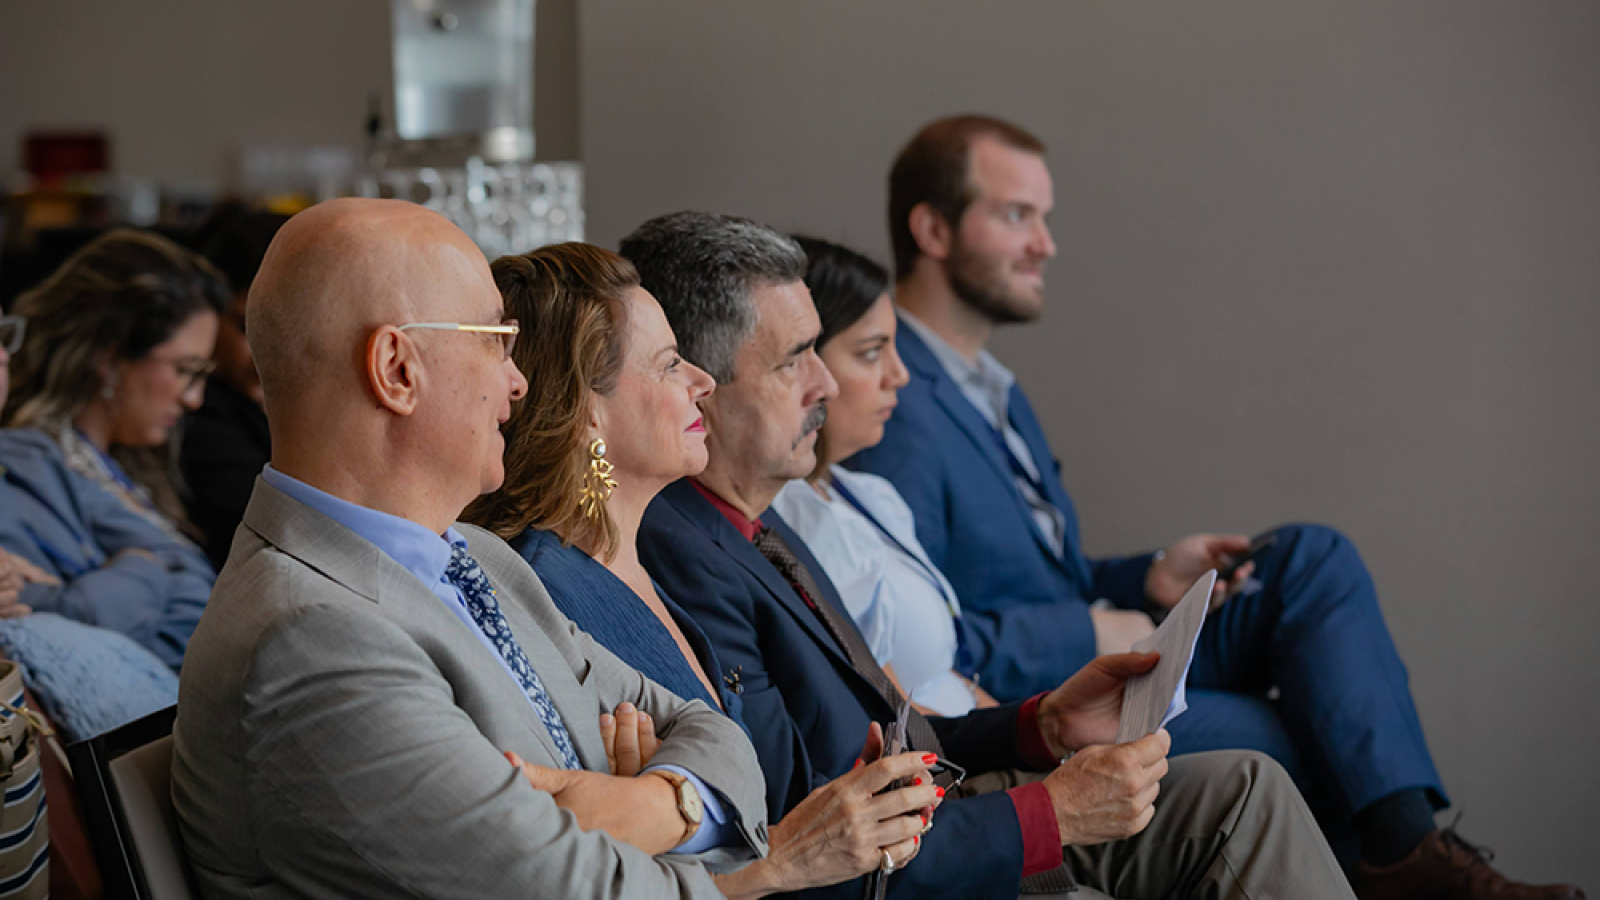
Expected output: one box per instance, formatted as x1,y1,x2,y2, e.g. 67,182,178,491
960,750,1354,900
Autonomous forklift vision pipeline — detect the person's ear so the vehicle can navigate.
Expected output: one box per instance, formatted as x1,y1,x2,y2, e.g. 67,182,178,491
367,326,420,416
94,354,123,401
908,202,955,263
586,391,607,440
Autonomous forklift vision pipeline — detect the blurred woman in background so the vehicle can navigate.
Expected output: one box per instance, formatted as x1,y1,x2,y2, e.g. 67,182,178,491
3,228,229,551
0,303,210,671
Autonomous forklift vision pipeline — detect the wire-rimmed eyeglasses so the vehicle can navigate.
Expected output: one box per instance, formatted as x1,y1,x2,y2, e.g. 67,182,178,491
0,315,25,355
397,319,520,357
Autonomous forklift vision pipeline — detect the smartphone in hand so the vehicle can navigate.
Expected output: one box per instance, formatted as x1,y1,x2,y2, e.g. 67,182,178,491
1218,532,1276,580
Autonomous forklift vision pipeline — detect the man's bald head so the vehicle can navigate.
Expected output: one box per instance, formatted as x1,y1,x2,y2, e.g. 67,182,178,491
248,198,496,425
246,199,525,529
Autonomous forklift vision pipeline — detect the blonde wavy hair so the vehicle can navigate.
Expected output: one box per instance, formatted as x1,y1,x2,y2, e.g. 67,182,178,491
463,242,634,562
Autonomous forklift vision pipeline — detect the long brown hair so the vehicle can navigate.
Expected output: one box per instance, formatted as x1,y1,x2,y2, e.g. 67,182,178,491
3,229,229,537
463,243,635,561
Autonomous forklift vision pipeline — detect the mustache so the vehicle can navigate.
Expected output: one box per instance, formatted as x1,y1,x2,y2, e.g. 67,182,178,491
793,402,828,448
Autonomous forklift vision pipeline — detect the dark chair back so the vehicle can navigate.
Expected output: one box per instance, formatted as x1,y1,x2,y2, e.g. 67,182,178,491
66,707,195,900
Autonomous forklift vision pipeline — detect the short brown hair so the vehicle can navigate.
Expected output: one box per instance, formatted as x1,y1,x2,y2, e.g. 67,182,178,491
462,243,636,561
888,115,1046,279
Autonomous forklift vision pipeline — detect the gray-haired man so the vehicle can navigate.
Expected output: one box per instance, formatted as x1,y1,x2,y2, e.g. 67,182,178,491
627,210,1356,900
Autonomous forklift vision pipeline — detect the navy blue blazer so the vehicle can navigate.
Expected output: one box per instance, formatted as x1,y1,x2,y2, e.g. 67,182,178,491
640,479,1039,900
847,323,1154,701
511,527,745,724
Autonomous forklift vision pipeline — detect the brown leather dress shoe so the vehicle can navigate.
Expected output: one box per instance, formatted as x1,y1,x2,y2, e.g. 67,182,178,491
1351,828,1585,900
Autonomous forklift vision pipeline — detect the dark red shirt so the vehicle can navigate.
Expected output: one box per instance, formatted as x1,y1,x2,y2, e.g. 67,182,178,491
690,479,1063,876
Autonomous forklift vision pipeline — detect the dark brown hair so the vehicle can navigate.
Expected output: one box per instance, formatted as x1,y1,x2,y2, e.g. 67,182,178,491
888,115,1046,279
463,243,636,561
792,235,892,477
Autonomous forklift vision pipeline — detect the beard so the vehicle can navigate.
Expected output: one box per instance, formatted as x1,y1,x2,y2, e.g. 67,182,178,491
946,239,1044,326
793,401,828,449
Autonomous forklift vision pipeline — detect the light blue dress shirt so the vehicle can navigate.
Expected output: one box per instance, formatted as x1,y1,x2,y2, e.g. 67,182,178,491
772,467,978,716
259,466,731,853
897,310,1069,554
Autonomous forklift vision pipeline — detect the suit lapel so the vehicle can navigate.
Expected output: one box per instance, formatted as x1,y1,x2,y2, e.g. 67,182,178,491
466,530,603,769
1005,386,1093,585
897,325,1077,578
242,480,583,769
661,480,855,673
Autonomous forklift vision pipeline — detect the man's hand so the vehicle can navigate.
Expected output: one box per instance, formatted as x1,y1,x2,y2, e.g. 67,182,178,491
1146,533,1254,610
600,702,659,776
1090,607,1156,656
0,549,57,618
1036,651,1159,758
1041,729,1170,846
505,751,684,856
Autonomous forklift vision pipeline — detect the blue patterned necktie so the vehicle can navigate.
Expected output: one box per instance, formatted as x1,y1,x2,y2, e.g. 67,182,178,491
445,544,582,770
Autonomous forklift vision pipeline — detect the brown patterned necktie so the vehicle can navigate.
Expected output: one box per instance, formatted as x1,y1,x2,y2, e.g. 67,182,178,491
752,524,944,757
755,525,1076,894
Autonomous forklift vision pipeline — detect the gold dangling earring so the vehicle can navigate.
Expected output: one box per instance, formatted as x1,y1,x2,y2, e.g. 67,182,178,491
580,438,619,518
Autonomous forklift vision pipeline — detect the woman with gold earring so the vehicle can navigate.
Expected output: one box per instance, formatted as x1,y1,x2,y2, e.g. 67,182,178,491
580,438,618,519
465,242,939,899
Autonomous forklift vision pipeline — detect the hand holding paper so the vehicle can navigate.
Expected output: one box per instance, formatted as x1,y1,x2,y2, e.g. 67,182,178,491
1036,650,1161,756
1114,570,1216,745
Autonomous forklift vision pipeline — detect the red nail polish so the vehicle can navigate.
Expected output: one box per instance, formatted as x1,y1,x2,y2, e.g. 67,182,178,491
914,835,920,846
921,753,937,764
912,777,923,786
935,786,945,798
853,759,863,769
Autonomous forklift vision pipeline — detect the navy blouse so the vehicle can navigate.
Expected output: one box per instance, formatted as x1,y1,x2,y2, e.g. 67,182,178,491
513,528,746,728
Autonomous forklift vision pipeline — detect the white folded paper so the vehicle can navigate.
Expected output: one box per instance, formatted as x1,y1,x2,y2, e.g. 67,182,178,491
1114,570,1216,745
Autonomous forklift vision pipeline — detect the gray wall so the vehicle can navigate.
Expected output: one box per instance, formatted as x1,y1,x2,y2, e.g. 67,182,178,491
0,0,578,190
581,0,1600,888
2,0,1594,888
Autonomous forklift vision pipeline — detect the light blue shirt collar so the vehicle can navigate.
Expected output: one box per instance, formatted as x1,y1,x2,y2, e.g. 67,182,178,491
897,309,1017,429
260,465,467,590
896,308,1067,553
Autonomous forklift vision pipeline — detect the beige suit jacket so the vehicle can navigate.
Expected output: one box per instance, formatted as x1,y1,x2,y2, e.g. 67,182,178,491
172,478,768,899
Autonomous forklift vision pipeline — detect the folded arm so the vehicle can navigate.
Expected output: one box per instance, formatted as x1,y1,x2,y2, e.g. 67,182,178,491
228,603,730,900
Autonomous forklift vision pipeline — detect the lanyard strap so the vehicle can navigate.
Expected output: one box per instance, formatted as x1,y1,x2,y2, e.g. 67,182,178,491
985,419,1052,506
829,477,977,678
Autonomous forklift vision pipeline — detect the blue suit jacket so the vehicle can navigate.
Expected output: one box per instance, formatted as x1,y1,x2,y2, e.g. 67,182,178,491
0,428,213,670
639,479,1038,900
847,324,1154,701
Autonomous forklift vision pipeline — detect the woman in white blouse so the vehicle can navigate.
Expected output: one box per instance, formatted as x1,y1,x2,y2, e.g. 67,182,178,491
772,237,997,717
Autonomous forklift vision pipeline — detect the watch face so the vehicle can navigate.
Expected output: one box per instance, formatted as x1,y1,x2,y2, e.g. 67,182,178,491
679,780,704,824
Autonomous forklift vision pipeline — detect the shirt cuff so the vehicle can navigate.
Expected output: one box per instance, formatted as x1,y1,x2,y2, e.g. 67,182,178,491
647,765,736,854
1006,781,1064,877
1014,692,1059,771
